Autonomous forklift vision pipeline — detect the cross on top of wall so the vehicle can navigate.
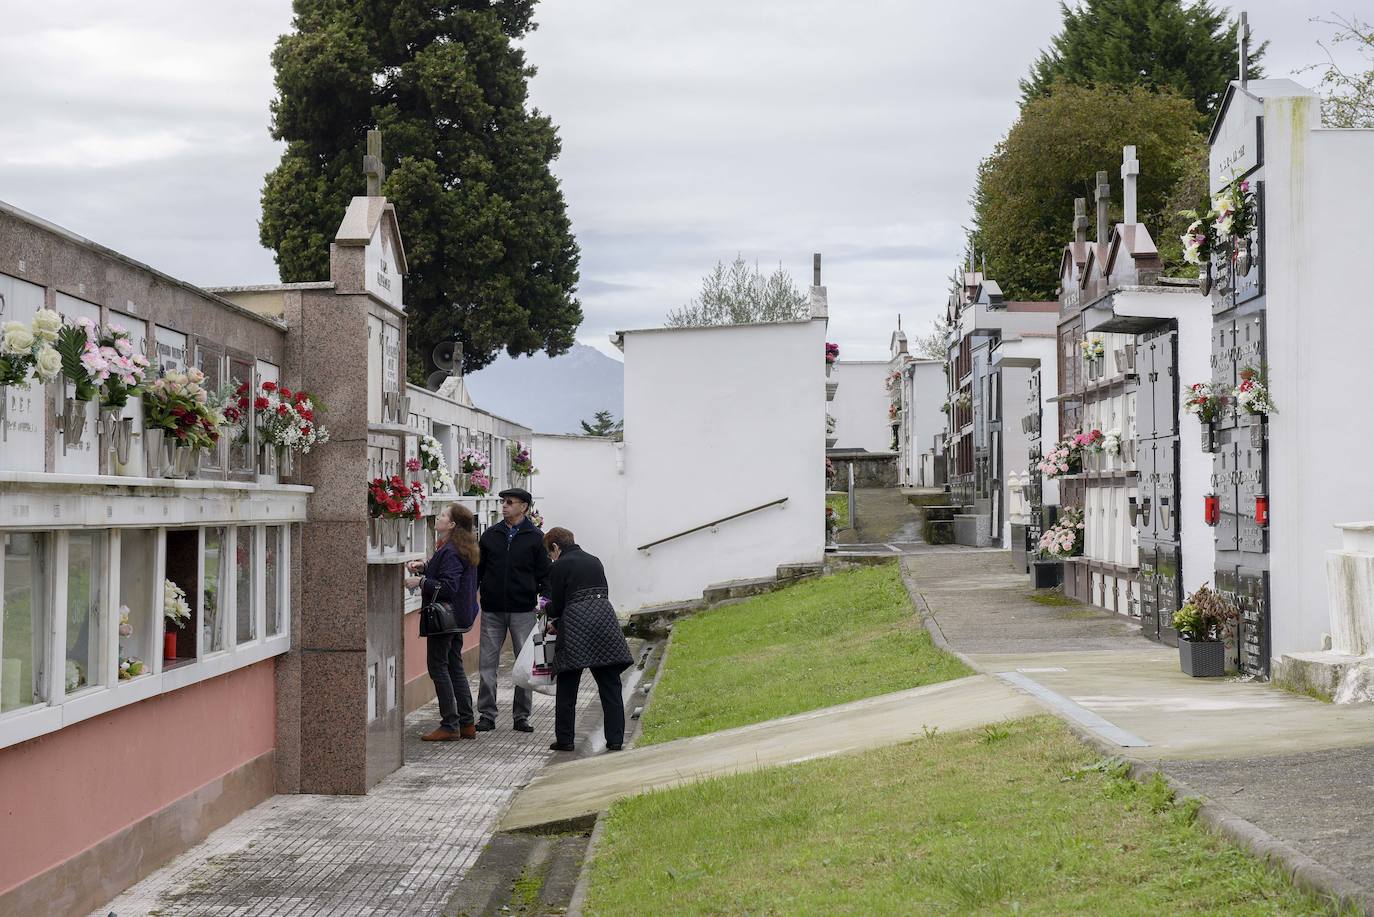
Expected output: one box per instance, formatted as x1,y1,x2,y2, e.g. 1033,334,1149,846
1238,11,1251,89
364,129,386,197
1120,146,1140,225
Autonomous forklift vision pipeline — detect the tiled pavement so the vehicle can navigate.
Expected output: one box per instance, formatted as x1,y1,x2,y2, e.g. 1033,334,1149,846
98,671,597,917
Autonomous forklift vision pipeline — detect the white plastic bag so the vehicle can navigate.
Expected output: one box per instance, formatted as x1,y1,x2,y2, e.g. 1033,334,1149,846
512,619,557,696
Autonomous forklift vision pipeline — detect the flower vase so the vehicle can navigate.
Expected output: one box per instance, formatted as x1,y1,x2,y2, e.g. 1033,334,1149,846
1199,263,1213,297
1236,238,1253,277
825,363,832,378
275,446,293,478
61,387,88,447
0,384,8,443
145,428,166,477
1200,423,1217,454
393,518,410,551
256,443,275,476
396,395,411,422
164,630,178,661
103,410,134,467
165,443,195,479
457,472,470,495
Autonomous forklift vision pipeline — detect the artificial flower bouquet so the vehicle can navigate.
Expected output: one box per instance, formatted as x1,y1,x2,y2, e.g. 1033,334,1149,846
1179,208,1217,266
418,434,456,493
1079,338,1105,361
368,475,425,520
144,368,223,449
1183,381,1229,424
1038,507,1084,559
1234,366,1275,416
87,323,151,410
224,380,328,453
0,308,62,388
509,440,537,478
1212,177,1255,243
163,579,192,628
825,342,840,365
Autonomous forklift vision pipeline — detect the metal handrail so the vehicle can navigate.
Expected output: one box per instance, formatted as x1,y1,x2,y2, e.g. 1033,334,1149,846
636,497,789,551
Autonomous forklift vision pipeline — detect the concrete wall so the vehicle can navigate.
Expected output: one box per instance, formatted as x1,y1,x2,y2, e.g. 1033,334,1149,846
534,320,826,611
1263,104,1374,657
907,361,947,487
830,361,893,452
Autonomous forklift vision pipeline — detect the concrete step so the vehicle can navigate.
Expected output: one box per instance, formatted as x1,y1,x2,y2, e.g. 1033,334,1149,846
443,829,590,916
622,600,702,639
776,561,825,582
702,576,782,604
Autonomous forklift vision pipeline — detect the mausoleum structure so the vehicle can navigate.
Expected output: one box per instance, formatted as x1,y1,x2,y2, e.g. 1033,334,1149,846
888,323,945,489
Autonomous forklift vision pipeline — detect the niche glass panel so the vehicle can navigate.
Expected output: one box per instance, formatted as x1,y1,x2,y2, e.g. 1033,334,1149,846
203,527,228,654
195,345,225,473
236,527,257,644
118,529,157,680
65,531,107,695
228,358,255,473
164,529,199,666
1,533,49,713
265,526,281,639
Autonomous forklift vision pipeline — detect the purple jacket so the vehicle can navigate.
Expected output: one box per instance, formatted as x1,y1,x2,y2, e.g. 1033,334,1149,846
422,541,478,625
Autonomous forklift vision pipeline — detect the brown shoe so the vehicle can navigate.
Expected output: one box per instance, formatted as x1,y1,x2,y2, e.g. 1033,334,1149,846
422,727,461,741
459,723,477,739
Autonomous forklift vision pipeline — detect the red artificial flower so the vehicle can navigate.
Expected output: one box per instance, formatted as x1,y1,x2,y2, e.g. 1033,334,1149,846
276,404,289,416
302,409,314,421
390,475,404,488
295,391,309,404
261,381,276,392
235,382,249,395
254,396,269,411
301,425,311,436
279,387,293,400
410,480,424,494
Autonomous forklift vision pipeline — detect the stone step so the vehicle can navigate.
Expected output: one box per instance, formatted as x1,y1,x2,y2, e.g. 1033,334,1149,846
702,576,782,605
776,561,825,582
621,600,703,639
442,829,591,916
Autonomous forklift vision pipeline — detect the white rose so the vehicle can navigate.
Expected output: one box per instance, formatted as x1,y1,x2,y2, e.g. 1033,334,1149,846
34,345,62,381
31,309,62,343
3,321,34,354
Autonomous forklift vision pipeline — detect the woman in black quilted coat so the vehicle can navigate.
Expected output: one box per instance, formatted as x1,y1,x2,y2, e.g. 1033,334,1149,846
542,527,633,752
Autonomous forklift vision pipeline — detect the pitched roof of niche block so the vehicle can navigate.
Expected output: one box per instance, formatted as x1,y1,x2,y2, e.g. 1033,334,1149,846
334,196,408,274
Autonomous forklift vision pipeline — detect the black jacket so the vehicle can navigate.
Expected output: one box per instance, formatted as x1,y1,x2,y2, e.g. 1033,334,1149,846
421,541,478,624
545,545,608,620
478,518,550,615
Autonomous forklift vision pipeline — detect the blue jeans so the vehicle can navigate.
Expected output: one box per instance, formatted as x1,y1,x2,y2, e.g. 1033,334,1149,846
477,610,536,723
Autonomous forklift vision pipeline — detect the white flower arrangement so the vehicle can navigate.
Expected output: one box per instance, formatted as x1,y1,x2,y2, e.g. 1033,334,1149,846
1079,338,1105,361
0,308,64,389
1102,430,1123,457
163,579,191,627
419,434,456,493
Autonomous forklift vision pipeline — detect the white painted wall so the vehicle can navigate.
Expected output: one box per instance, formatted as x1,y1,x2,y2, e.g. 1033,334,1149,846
536,319,827,611
907,361,946,487
1257,90,1374,658
830,361,892,453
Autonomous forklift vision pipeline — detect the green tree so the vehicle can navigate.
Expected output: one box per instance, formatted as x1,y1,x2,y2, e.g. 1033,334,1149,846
580,410,622,439
1303,14,1374,128
1020,0,1265,120
666,255,808,327
259,0,582,376
971,82,1205,300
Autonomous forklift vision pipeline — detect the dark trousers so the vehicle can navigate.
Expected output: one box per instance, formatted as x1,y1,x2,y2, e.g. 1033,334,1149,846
427,632,474,730
555,666,625,748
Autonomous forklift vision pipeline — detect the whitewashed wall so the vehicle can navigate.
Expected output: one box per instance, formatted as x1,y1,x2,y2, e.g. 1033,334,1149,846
830,361,893,453
906,361,947,487
1258,92,1374,657
528,433,630,602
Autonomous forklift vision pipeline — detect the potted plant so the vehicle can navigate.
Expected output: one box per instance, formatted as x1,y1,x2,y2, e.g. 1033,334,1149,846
1183,382,1229,452
1171,584,1239,677
163,578,191,660
508,440,537,487
0,308,62,442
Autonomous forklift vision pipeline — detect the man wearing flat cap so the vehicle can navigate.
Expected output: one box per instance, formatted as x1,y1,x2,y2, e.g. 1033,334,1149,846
475,486,549,732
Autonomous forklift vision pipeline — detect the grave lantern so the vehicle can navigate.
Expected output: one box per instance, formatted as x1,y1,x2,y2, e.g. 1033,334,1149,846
1204,493,1220,527
1254,494,1269,528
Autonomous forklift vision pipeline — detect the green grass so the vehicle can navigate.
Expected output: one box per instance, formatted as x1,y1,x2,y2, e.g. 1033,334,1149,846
638,565,971,745
585,717,1343,916
825,493,850,527
1027,589,1078,607
510,865,545,910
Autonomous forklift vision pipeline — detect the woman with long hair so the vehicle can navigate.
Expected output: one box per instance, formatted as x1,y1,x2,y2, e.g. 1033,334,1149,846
405,504,481,741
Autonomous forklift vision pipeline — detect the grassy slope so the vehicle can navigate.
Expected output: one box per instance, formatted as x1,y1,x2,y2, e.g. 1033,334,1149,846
587,717,1340,916
637,564,971,745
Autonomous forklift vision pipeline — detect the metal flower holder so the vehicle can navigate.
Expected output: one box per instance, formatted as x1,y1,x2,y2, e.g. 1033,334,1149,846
60,386,88,450
101,409,134,466
0,385,8,443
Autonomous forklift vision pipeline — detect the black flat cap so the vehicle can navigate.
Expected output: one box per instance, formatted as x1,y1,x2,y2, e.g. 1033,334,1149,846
499,487,533,505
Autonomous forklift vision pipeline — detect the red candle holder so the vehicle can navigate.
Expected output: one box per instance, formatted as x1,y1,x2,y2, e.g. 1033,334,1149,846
1204,493,1220,527
1255,494,1269,527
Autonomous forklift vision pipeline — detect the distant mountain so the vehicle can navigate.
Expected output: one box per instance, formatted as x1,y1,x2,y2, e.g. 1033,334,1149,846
462,343,624,435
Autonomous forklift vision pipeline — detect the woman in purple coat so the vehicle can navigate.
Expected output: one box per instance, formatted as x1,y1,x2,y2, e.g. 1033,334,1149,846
406,504,480,741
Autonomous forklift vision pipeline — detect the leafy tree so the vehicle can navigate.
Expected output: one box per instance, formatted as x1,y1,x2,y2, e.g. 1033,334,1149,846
580,409,622,439
260,0,582,377
971,82,1205,300
1020,0,1265,121
1303,14,1374,128
912,317,953,361
665,256,808,327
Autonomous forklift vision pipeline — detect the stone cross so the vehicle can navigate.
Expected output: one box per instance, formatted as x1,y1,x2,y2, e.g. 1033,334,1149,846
364,129,386,197
813,252,822,286
1073,197,1089,243
1121,146,1140,225
1238,12,1250,89
1094,171,1110,246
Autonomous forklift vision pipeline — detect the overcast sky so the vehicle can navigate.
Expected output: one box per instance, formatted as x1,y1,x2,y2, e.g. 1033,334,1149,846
0,1,1358,360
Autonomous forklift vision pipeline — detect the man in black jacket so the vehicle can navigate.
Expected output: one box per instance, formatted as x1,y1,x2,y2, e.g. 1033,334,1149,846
476,487,550,732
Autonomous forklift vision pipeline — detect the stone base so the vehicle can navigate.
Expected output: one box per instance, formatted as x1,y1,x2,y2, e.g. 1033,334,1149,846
954,513,991,548
1273,651,1374,704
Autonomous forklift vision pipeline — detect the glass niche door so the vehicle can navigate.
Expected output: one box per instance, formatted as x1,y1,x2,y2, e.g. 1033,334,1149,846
63,531,108,696
2,533,51,714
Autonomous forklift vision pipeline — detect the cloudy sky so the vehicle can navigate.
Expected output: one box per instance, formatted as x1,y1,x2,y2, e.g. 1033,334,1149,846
0,1,1358,360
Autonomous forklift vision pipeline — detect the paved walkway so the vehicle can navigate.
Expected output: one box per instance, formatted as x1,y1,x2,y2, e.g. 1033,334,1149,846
499,674,1039,831
98,671,598,917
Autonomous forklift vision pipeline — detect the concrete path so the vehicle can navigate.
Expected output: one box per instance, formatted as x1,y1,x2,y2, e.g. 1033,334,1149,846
97,670,601,917
499,674,1039,831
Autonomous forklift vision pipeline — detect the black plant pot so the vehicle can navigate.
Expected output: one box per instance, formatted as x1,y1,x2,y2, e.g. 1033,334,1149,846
1178,637,1225,677
1031,559,1063,589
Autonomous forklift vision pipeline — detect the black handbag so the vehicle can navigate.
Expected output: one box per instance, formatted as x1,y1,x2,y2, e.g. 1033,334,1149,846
420,598,465,637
